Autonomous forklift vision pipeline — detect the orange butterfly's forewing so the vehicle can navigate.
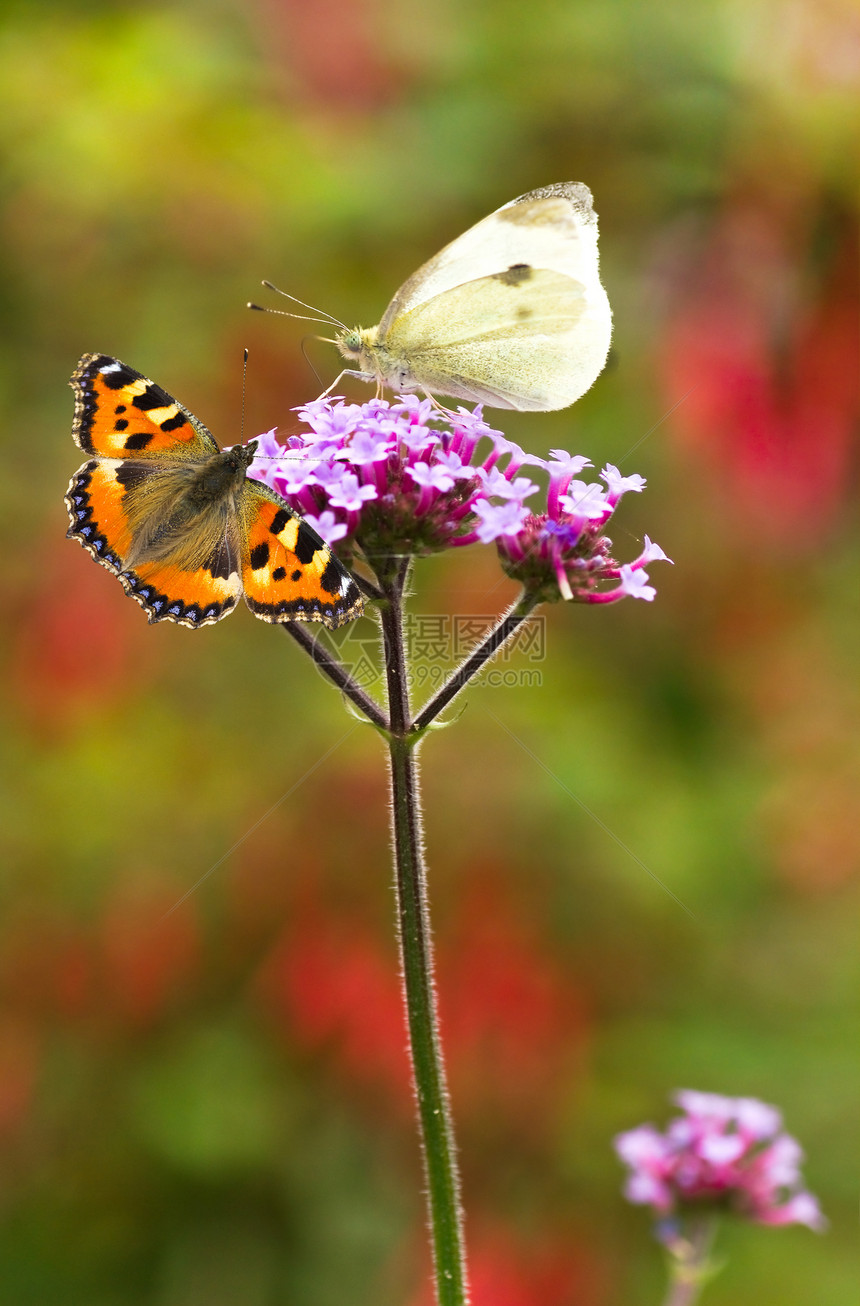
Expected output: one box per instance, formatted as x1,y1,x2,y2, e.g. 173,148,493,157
71,353,216,461
240,485,363,629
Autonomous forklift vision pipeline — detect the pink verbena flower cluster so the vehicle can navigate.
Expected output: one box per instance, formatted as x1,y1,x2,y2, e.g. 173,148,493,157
614,1090,826,1232
249,396,670,603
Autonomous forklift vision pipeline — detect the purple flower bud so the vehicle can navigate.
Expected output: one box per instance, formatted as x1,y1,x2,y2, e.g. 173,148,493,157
393,394,436,425
544,448,593,515
757,1191,826,1230
399,423,437,454
311,462,349,491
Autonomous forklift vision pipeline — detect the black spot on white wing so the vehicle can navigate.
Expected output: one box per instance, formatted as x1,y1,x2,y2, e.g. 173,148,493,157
494,263,533,287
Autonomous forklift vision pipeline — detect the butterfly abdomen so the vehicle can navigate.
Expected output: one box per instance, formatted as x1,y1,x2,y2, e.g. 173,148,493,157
117,454,242,573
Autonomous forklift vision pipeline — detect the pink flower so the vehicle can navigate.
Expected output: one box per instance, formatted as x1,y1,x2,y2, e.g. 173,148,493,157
249,397,670,602
614,1090,826,1232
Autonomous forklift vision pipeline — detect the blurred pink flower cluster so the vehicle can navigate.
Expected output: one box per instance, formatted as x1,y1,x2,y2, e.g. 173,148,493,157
249,395,669,604
614,1089,825,1231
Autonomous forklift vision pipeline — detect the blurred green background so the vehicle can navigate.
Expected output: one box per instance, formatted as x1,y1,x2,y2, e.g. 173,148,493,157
1,0,857,1302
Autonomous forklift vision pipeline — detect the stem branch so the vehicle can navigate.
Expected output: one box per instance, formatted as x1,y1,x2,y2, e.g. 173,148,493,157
281,621,388,731
413,590,541,731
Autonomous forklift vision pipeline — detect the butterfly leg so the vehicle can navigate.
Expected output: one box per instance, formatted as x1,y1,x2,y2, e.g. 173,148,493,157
420,390,465,421
315,368,373,402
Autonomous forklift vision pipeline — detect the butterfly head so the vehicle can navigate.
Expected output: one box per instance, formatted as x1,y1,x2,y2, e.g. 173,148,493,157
227,439,258,467
335,325,381,365
335,326,396,390
182,442,259,511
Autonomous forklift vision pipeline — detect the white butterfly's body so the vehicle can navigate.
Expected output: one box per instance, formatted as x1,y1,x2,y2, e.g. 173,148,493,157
335,182,612,412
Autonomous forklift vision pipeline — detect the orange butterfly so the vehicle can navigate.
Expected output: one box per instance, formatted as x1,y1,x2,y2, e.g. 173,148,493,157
65,354,363,630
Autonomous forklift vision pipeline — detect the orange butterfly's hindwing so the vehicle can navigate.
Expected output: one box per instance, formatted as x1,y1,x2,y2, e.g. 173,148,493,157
65,459,128,574
65,457,242,627
71,353,217,460
66,354,364,631
119,556,242,628
241,485,364,630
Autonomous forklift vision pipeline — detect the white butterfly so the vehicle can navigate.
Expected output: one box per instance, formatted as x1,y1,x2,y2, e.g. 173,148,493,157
333,182,612,412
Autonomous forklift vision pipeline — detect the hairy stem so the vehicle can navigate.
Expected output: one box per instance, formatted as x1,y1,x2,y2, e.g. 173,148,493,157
379,561,469,1306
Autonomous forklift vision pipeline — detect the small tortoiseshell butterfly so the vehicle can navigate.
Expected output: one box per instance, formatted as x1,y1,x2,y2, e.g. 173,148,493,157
65,354,363,630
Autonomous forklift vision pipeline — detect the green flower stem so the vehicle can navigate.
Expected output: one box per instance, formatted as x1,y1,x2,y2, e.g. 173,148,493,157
412,589,542,732
378,559,469,1306
661,1218,718,1306
286,561,538,1304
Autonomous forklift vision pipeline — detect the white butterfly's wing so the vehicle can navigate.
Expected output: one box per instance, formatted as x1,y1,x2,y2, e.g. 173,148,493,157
380,266,609,411
377,182,607,334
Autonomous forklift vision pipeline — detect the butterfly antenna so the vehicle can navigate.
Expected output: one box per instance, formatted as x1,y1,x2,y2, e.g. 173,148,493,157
247,281,347,331
300,336,324,388
263,280,347,329
241,347,249,444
